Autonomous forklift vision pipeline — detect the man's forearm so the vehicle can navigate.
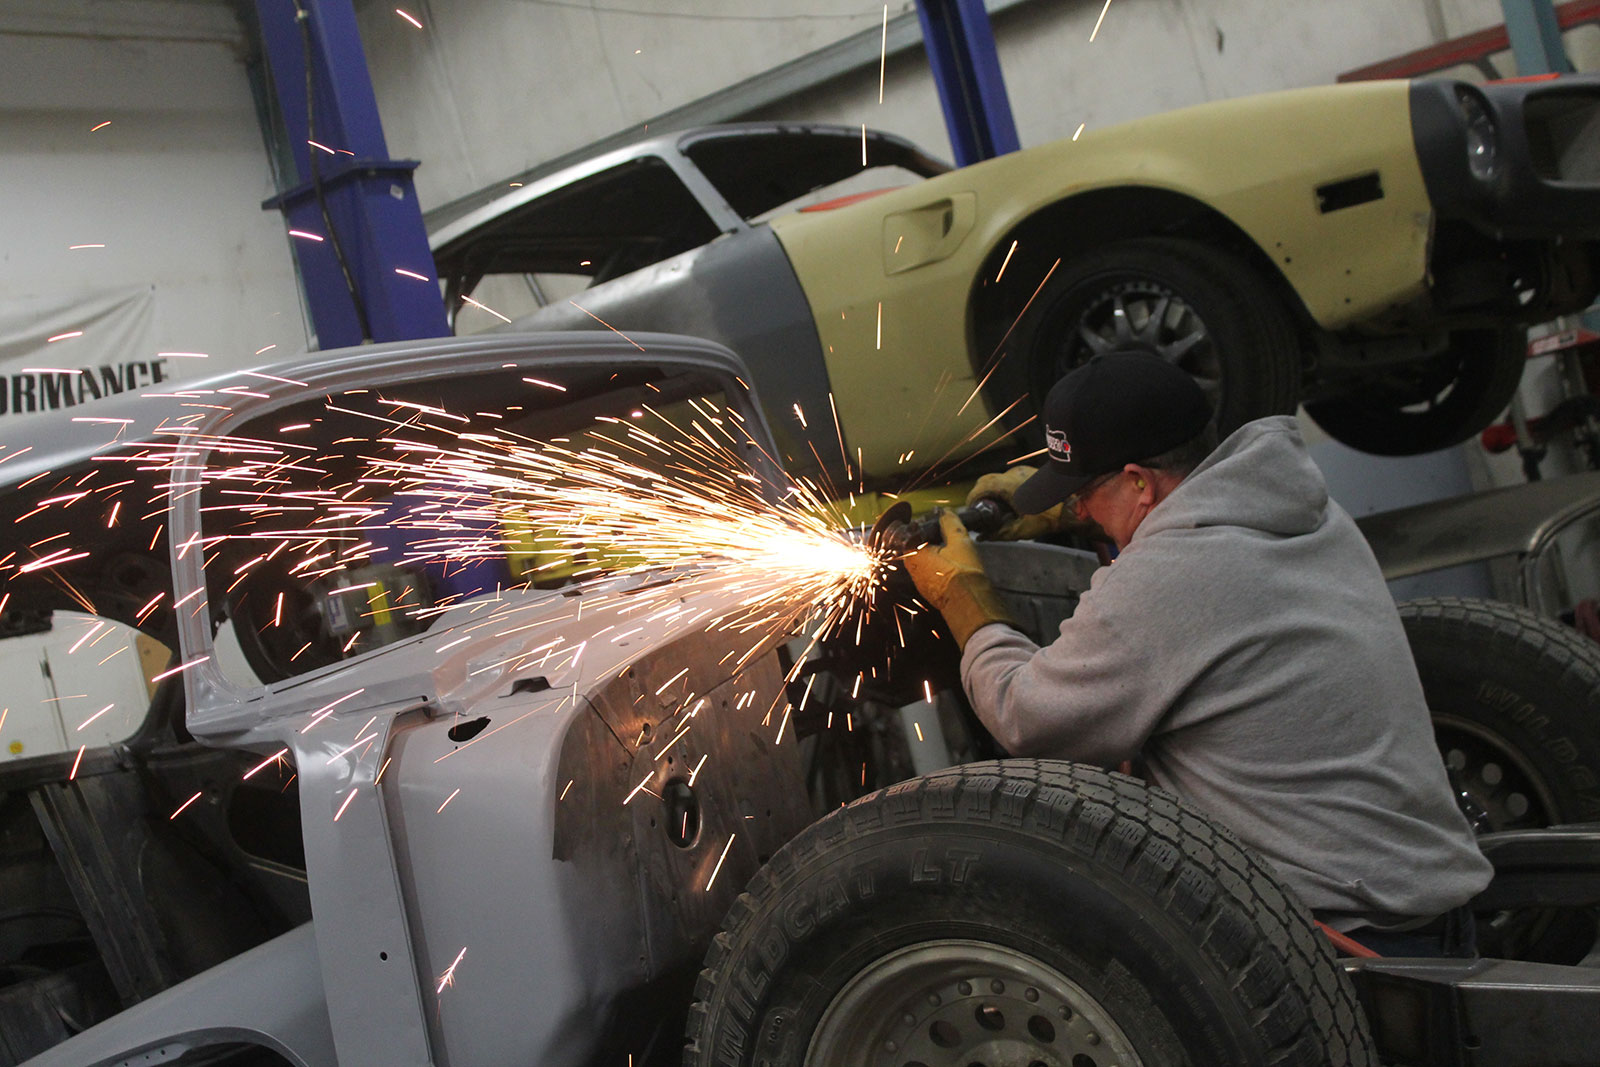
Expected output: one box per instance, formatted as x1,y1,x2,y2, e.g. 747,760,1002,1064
959,622,1149,767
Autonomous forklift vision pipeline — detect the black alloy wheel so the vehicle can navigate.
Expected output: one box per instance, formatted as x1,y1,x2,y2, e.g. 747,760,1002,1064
996,237,1302,439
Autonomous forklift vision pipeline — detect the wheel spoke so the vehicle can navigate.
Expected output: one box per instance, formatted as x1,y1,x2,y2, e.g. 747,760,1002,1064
1076,325,1115,354
1135,295,1172,345
1160,325,1207,364
1111,295,1136,346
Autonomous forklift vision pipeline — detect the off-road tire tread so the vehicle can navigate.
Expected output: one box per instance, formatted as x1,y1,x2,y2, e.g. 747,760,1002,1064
684,760,1376,1067
1400,595,1600,825
1400,596,1600,698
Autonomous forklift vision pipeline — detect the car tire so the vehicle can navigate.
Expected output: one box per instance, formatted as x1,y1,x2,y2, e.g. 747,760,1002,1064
685,761,1376,1067
1401,596,1600,963
1304,328,1525,456
998,237,1301,436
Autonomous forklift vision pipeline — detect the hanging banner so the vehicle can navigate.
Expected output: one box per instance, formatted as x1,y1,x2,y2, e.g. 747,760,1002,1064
0,285,170,419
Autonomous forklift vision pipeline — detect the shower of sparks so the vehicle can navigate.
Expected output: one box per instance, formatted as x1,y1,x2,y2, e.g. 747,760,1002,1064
289,230,325,242
170,791,203,819
437,787,461,813
69,244,105,250
396,8,423,28
243,748,290,779
705,833,736,891
394,267,431,281
151,656,209,682
565,300,645,351
437,947,467,993
76,703,114,730
1073,122,1086,141
878,4,888,103
44,332,82,344
69,745,85,780
995,239,1018,282
461,295,512,323
1089,0,1112,41
90,121,110,132
623,772,654,805
861,123,868,166
0,358,954,811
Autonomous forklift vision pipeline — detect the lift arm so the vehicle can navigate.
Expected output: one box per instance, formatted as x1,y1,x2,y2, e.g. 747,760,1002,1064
253,0,448,348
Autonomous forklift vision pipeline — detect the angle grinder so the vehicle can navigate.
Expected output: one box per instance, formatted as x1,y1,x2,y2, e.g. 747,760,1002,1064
866,497,1012,555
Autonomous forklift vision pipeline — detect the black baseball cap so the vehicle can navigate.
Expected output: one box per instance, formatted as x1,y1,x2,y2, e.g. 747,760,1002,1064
1012,351,1213,515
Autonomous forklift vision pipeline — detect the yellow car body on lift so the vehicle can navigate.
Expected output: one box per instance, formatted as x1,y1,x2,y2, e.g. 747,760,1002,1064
433,74,1600,482
772,81,1433,472
771,81,1427,463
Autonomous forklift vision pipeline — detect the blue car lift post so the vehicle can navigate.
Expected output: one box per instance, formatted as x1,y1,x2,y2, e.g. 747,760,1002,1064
915,0,1020,165
253,0,447,348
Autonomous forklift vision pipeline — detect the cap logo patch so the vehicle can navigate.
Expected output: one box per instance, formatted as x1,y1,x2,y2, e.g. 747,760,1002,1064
1045,428,1071,461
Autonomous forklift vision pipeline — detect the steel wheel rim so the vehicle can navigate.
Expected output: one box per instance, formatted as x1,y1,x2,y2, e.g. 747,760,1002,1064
806,938,1142,1067
1052,280,1221,405
1433,712,1570,957
1432,712,1560,833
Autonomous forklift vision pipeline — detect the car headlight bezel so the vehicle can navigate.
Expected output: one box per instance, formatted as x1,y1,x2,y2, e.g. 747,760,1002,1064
1455,86,1500,182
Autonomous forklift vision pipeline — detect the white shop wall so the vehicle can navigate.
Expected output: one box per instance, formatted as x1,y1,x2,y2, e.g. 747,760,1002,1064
359,0,1515,212
356,0,908,209
0,1,308,410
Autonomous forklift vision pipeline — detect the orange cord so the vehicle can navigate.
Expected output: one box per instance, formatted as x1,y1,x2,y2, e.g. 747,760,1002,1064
1316,920,1381,958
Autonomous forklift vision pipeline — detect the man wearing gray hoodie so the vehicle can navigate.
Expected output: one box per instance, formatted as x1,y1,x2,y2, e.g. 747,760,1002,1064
905,351,1491,955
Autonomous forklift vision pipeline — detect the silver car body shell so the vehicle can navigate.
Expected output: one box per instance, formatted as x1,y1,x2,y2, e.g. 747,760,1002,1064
427,125,941,482
16,333,815,1067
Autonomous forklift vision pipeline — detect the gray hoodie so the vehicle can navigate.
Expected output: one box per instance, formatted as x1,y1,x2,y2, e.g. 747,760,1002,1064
962,416,1492,921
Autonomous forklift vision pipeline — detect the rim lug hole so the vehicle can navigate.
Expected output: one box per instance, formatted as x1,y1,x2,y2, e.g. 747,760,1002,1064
902,1013,916,1025
927,993,942,1007
1086,1030,1101,1045
1024,987,1039,1003
957,980,973,996
990,979,1005,994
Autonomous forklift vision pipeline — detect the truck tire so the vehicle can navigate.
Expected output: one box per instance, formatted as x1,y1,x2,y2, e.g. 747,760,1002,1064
1402,597,1600,963
685,761,1375,1067
1401,597,1600,831
1304,328,1525,456
997,237,1302,439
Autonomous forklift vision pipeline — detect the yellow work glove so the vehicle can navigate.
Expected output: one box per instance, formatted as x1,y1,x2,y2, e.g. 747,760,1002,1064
903,510,1017,649
966,466,1066,541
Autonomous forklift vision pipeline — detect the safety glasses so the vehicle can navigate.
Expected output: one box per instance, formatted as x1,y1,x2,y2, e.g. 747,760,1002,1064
1065,470,1119,521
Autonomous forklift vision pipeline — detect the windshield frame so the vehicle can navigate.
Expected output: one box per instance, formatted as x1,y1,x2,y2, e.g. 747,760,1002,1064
151,333,782,737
